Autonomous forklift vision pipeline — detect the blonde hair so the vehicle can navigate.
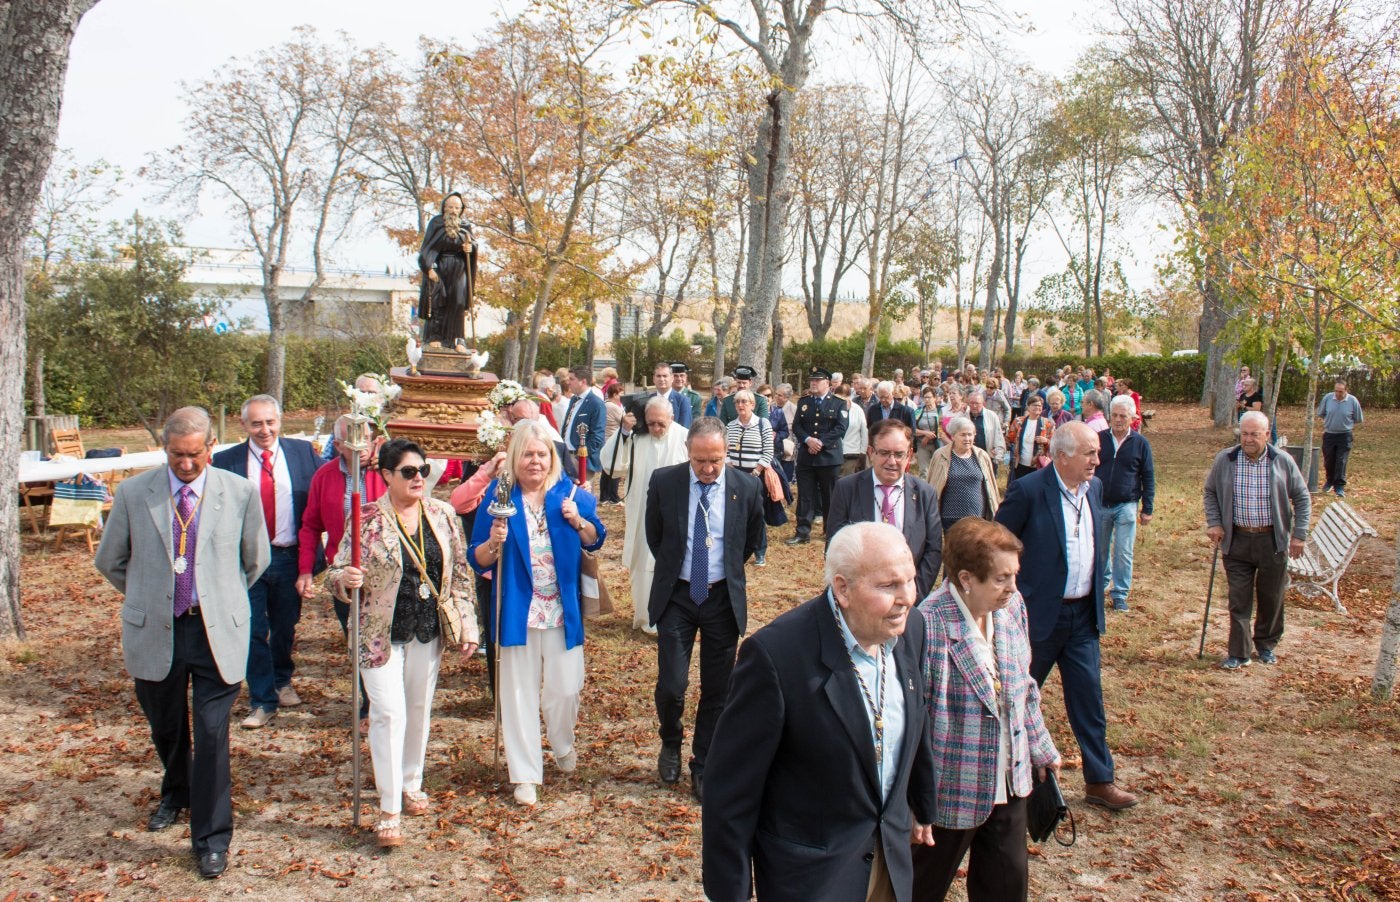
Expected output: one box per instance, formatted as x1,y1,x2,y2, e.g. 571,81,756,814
506,420,562,489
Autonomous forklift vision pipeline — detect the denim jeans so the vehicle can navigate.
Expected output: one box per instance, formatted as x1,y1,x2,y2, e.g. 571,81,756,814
1099,502,1138,604
246,548,302,712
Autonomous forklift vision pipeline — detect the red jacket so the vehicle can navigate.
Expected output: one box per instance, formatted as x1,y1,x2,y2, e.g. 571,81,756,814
298,459,387,576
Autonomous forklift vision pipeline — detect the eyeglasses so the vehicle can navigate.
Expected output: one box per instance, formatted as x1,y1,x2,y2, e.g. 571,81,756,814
393,464,431,479
872,449,909,461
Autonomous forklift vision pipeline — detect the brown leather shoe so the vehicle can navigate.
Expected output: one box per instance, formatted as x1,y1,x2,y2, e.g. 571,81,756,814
1085,782,1138,810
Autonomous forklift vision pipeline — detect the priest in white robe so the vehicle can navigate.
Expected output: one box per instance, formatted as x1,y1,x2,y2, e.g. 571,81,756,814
600,395,691,633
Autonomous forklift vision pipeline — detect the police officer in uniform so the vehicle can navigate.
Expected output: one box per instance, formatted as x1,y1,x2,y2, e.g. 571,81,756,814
719,365,770,424
672,363,704,423
786,366,848,545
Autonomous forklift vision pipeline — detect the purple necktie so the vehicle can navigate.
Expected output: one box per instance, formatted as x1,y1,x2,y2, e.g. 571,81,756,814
173,485,197,617
879,484,897,526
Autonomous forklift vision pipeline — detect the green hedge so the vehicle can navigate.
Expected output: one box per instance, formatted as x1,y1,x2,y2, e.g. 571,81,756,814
996,352,1206,403
776,336,928,386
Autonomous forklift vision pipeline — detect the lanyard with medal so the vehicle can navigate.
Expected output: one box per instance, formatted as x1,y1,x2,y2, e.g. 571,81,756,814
172,493,203,575
394,503,439,601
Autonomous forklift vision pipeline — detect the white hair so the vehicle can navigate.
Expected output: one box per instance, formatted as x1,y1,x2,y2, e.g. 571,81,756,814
241,393,281,419
945,414,974,437
1050,420,1094,457
825,521,907,586
876,380,895,395
1240,410,1270,432
1110,395,1136,416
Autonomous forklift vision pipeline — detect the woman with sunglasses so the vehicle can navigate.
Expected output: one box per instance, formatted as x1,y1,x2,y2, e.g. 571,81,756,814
328,439,480,849
470,421,606,807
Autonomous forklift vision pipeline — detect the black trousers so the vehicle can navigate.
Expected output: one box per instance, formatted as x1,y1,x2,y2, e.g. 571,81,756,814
794,463,838,539
132,610,239,855
655,580,738,777
912,795,1029,901
1322,431,1353,489
599,471,622,504
1223,530,1287,658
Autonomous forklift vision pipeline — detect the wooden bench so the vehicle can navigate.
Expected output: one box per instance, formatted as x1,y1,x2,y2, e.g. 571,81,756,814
1288,499,1376,616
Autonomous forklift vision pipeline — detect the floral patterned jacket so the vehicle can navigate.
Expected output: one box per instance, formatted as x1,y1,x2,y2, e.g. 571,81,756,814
327,495,479,668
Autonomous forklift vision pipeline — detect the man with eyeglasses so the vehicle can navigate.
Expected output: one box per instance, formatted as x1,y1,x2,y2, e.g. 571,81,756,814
600,395,691,634
825,420,943,599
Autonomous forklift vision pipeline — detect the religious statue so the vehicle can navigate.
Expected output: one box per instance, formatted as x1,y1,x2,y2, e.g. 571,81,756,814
417,192,478,351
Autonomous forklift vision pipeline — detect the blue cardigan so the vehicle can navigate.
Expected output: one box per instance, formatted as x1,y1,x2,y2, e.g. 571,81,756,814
468,478,606,650
1097,429,1155,515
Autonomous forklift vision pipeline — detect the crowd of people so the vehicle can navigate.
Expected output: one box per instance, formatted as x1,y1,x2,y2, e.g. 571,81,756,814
93,353,1352,899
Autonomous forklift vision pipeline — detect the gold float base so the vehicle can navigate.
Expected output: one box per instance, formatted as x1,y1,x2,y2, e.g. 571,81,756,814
385,367,498,460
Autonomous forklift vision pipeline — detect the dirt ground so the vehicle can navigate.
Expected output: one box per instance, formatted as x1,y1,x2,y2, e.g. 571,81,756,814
1,403,1397,900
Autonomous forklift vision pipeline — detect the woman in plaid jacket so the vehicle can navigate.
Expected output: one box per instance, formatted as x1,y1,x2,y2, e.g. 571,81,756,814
912,518,1060,901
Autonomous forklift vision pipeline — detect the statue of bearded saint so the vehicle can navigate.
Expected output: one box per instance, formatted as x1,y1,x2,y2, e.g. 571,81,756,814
416,192,479,351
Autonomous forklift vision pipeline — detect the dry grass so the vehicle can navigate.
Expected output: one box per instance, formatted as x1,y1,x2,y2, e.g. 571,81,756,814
1,403,1397,899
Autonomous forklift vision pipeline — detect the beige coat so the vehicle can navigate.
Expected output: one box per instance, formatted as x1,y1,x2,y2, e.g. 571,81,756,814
925,444,1001,518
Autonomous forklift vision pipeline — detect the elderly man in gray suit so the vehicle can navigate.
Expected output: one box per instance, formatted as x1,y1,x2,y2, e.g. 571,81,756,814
95,407,269,880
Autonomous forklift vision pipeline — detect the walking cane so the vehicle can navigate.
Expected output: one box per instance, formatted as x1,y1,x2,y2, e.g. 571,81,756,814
486,474,517,771
345,414,368,828
1198,543,1221,659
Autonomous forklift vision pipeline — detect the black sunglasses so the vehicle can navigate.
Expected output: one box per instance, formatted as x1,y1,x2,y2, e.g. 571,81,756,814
392,464,431,479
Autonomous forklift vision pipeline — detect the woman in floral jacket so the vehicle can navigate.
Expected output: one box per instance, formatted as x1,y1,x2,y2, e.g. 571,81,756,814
913,518,1059,901
329,439,479,849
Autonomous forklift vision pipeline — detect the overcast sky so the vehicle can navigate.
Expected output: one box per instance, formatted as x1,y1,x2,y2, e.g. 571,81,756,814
57,0,1163,290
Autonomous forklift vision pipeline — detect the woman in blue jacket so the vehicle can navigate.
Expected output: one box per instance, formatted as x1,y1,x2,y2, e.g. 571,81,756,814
470,421,605,807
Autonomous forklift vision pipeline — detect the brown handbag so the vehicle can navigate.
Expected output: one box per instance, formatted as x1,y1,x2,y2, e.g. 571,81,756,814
568,484,613,618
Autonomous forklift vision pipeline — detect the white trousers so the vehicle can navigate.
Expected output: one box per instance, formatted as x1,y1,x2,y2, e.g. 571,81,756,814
360,638,441,815
631,562,655,630
499,626,584,785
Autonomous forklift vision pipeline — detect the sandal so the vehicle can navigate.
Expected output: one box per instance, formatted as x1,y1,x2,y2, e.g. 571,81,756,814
403,791,430,816
375,813,403,848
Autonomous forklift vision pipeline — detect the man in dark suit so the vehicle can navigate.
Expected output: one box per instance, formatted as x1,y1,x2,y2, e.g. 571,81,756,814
703,522,936,902
787,366,848,545
211,394,322,729
560,366,606,476
646,417,765,801
650,361,693,428
995,421,1138,810
826,420,943,599
95,407,270,879
866,379,915,428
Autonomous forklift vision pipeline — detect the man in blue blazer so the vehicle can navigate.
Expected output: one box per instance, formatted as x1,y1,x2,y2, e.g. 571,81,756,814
560,366,606,475
994,421,1138,810
650,361,693,428
646,417,765,801
212,394,323,729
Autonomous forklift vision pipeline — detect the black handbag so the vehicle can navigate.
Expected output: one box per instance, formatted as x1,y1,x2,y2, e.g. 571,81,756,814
1026,769,1075,846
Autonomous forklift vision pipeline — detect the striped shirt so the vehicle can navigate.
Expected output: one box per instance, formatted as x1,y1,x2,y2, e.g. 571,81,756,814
725,415,773,471
1233,452,1273,527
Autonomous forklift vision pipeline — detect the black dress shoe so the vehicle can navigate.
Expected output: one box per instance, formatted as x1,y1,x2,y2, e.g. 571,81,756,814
147,800,184,832
658,746,681,784
196,851,228,879
784,536,810,546
691,771,704,803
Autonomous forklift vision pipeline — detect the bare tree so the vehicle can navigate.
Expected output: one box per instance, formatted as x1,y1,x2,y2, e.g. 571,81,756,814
1111,0,1285,424
151,27,382,405
627,0,944,376
0,0,104,639
791,84,872,342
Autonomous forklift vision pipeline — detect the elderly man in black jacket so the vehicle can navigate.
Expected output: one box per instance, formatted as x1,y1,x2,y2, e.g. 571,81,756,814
703,522,936,902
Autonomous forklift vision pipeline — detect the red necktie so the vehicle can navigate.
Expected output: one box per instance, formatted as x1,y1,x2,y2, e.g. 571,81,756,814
260,449,276,540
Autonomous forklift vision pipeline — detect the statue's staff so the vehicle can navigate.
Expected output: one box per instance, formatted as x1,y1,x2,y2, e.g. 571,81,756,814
486,473,517,770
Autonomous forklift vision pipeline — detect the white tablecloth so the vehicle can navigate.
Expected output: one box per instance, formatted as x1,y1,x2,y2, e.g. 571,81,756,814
18,444,241,485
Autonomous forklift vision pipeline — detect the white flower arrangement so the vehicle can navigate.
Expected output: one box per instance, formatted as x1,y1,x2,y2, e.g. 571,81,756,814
487,379,530,410
341,372,402,436
475,409,511,451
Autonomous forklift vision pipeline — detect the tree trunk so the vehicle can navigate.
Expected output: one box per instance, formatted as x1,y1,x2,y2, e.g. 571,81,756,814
0,0,100,639
738,88,799,377
263,285,287,406
979,251,1002,371
769,300,784,389
523,261,563,378
1374,530,1400,700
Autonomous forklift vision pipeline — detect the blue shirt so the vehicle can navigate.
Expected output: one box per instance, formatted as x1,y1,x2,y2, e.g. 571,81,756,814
829,590,905,801
167,467,209,607
680,468,727,586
